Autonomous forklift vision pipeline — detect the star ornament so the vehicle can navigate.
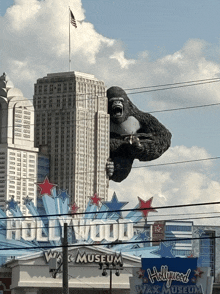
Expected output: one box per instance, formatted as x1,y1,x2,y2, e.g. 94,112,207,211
194,268,204,278
137,268,145,278
143,277,148,283
187,253,194,258
103,192,128,218
69,203,79,215
6,196,19,211
151,242,175,258
23,195,33,206
138,197,157,218
90,193,101,206
194,227,205,237
139,231,150,241
154,225,162,233
57,189,70,203
37,177,56,197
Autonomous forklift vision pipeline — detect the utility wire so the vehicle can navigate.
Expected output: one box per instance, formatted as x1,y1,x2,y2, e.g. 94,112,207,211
4,76,220,109
127,79,220,95
125,77,220,91
0,235,218,252
3,97,220,131
2,200,220,220
0,154,219,184
4,212,220,232
131,156,220,169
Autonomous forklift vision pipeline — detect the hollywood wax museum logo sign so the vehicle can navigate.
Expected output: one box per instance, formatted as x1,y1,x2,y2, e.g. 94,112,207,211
135,258,204,294
0,177,156,261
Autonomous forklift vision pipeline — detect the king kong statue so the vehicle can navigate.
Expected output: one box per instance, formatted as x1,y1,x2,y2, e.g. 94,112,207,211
106,86,172,182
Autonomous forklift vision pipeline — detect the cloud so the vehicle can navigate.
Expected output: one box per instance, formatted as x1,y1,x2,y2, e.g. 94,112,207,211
0,0,116,97
1,0,220,109
1,0,220,226
110,51,135,69
109,146,220,225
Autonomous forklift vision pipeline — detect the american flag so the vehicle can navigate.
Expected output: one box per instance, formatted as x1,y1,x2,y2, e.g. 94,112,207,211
70,9,77,28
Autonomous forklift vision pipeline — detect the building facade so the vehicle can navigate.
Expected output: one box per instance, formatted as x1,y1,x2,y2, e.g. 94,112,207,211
0,73,38,214
165,221,193,257
33,71,109,211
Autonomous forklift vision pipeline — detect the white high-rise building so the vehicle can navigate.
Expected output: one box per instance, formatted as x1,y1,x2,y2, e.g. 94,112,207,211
33,71,109,212
0,73,38,214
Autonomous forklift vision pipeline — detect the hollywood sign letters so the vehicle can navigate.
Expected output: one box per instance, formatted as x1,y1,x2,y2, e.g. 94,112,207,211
6,218,134,242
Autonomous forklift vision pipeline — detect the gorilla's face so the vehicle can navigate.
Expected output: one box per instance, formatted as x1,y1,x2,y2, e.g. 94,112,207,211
107,86,130,124
109,97,124,117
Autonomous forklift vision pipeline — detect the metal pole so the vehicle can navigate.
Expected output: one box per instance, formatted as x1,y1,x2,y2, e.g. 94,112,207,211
110,269,112,294
69,7,71,71
63,223,69,294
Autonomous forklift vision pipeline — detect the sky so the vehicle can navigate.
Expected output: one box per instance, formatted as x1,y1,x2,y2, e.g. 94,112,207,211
1,0,220,225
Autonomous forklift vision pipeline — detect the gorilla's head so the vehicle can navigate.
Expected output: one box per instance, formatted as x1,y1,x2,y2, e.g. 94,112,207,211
107,86,130,124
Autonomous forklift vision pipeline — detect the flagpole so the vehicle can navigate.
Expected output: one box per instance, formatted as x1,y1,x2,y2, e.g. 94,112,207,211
69,7,71,72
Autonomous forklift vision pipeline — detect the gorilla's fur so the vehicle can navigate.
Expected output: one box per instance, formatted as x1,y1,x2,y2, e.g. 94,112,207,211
107,86,172,182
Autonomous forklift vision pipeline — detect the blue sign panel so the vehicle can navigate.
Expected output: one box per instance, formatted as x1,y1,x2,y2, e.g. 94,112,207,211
138,258,203,294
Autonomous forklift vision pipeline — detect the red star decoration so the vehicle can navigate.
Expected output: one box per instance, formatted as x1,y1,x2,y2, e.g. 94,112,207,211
138,197,157,218
194,268,204,278
90,193,102,206
187,253,194,258
70,203,79,215
191,277,196,283
154,225,162,233
37,177,56,197
137,268,145,278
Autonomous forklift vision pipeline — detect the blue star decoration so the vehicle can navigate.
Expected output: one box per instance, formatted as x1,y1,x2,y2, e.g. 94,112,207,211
57,189,70,203
6,196,19,211
102,192,128,218
151,242,175,258
23,196,33,206
138,231,150,241
194,227,205,236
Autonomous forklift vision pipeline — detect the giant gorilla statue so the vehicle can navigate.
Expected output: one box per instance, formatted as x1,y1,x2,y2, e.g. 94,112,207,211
106,86,172,182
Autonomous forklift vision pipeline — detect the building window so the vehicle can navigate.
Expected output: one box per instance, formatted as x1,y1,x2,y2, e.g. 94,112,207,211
57,84,61,93
165,225,192,232
198,231,215,277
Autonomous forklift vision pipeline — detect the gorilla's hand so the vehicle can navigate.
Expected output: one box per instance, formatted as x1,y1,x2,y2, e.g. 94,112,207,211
106,158,114,178
106,157,134,182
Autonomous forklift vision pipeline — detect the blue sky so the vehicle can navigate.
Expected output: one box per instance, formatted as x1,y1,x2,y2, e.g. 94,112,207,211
2,0,220,59
1,0,220,224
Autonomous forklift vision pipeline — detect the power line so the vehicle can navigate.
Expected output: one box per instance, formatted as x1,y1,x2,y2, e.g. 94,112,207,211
0,235,218,252
0,154,219,185
131,156,220,169
125,77,220,91
127,79,220,95
2,200,220,221
2,96,220,132
4,212,220,232
3,76,220,109
149,102,220,114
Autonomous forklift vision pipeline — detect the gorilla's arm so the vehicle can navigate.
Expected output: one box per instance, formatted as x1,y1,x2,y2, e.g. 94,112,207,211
108,136,134,182
131,111,172,162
